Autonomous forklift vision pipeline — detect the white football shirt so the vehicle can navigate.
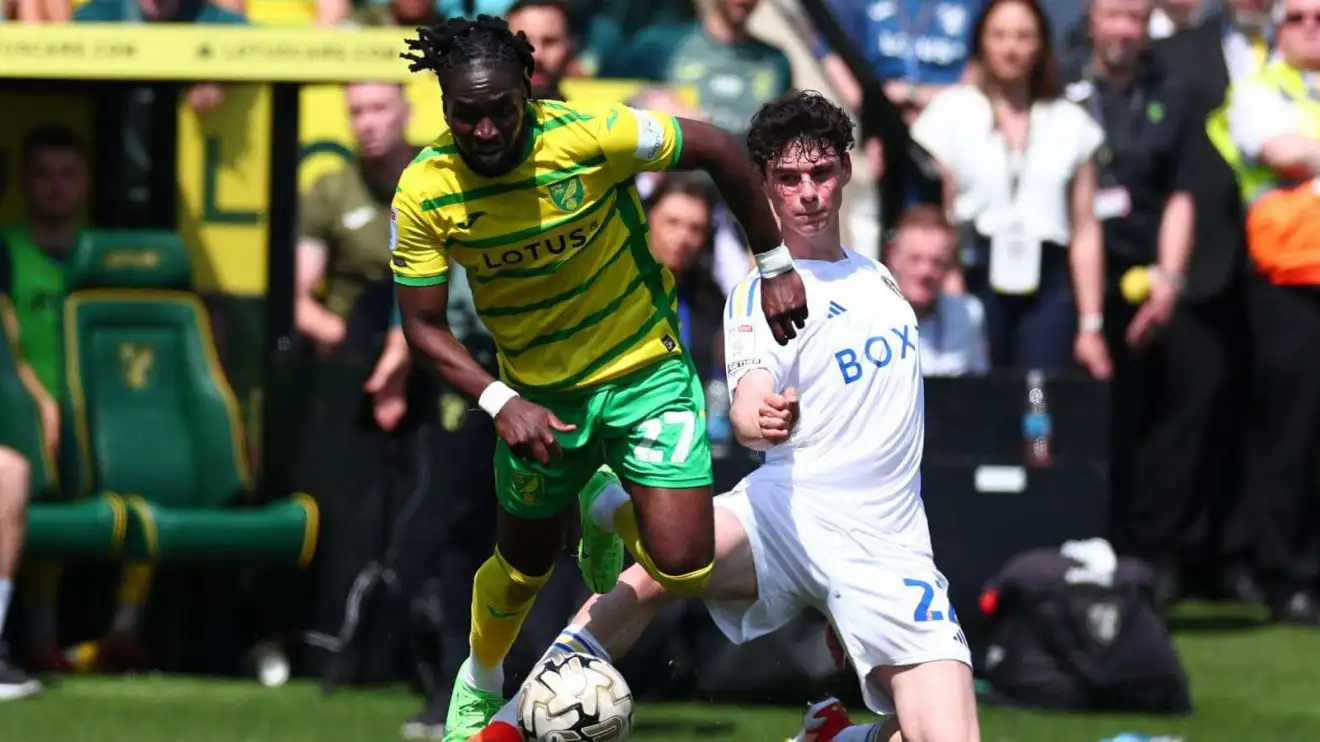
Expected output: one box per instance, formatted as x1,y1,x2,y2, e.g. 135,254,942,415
723,249,931,553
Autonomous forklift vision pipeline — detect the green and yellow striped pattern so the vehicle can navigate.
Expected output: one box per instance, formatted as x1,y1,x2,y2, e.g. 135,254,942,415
391,99,686,392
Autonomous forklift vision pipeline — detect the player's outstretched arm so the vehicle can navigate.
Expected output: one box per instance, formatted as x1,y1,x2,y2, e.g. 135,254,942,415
729,370,799,450
673,118,781,258
673,118,808,344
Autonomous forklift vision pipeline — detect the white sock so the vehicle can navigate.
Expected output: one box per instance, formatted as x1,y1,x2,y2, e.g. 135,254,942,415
588,483,630,533
0,579,11,637
463,654,505,694
496,625,611,725
492,697,519,726
835,724,883,741
542,624,610,664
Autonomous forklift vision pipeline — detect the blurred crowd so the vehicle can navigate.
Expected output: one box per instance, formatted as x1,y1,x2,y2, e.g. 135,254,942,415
6,0,1320,734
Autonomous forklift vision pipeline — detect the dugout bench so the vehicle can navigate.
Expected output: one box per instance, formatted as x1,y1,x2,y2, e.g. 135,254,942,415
0,231,317,563
0,25,426,565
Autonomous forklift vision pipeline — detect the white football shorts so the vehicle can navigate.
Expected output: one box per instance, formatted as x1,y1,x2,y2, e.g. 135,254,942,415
704,481,972,714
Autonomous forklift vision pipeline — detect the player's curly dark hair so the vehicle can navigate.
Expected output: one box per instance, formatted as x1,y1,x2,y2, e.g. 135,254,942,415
402,15,536,93
746,91,855,170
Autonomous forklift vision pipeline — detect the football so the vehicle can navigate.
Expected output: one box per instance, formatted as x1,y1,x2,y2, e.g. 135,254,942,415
518,653,634,742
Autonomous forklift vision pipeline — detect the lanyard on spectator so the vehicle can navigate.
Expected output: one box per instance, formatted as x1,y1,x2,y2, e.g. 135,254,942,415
900,0,937,81
995,107,1031,212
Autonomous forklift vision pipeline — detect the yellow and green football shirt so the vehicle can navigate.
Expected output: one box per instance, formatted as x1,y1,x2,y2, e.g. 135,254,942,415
391,99,686,392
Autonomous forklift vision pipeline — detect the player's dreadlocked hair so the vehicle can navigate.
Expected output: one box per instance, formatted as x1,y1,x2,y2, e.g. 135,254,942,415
401,15,536,93
746,91,855,170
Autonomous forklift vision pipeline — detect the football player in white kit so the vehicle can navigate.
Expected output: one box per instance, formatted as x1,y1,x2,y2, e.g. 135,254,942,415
468,91,980,742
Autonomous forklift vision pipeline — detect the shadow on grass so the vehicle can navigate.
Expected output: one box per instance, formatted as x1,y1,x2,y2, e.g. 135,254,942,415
1165,614,1269,632
633,719,740,738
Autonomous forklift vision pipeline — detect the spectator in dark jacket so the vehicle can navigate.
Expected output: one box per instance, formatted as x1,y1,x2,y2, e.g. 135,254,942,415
645,173,727,378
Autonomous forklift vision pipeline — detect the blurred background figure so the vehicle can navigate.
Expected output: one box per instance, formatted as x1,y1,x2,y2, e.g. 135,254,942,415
617,0,792,140
1067,0,1234,607
350,0,439,27
296,82,413,374
506,0,578,100
817,0,980,186
1151,0,1278,609
1,126,154,674
645,173,727,376
885,204,990,377
1221,0,1320,624
911,0,1107,375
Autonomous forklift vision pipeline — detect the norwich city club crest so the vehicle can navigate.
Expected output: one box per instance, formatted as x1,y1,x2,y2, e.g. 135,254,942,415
547,175,585,212
511,471,545,503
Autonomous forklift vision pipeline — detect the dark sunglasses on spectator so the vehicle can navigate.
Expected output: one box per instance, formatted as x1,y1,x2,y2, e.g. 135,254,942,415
1283,11,1320,25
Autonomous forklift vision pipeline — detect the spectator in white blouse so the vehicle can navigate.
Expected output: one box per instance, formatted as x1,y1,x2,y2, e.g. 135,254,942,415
886,204,991,376
911,0,1110,376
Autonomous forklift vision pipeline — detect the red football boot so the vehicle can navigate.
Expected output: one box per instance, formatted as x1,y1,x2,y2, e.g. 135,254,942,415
467,720,522,742
794,697,855,742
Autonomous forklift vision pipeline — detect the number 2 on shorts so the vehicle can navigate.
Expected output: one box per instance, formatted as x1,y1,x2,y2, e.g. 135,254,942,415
633,410,696,464
903,577,959,624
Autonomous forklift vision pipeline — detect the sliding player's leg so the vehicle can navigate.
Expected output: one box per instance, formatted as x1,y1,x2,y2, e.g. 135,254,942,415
796,659,978,742
471,504,759,741
795,555,978,742
443,430,600,742
595,357,717,596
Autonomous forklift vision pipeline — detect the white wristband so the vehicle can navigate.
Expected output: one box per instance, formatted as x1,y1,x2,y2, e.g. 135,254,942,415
755,243,796,279
478,381,519,418
1079,314,1104,333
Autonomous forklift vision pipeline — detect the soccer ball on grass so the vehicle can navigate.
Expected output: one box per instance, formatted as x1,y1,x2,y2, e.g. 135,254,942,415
518,653,634,742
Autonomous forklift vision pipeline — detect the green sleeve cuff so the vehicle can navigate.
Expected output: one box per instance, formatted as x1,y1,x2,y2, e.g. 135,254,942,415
667,115,685,171
394,274,449,287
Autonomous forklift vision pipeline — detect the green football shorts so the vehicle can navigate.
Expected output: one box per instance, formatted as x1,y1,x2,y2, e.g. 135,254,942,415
493,356,714,520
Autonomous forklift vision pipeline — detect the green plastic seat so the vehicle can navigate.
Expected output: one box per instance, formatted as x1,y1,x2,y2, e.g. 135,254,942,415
0,296,128,559
64,231,318,565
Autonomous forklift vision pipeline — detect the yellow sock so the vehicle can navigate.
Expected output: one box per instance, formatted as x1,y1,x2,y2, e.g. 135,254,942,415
612,501,654,574
613,501,713,596
112,562,153,633
117,562,153,606
470,549,552,669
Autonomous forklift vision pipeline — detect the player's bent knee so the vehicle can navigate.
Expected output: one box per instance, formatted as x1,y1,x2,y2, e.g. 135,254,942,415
649,560,715,597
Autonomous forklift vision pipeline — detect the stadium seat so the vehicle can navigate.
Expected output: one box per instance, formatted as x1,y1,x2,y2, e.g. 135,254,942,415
0,296,128,559
62,230,318,565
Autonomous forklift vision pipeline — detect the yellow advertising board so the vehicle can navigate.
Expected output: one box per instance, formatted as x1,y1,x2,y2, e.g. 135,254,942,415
0,25,414,83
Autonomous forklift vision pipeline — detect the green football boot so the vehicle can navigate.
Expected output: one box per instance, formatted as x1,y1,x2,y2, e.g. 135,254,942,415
577,465,626,594
441,660,504,742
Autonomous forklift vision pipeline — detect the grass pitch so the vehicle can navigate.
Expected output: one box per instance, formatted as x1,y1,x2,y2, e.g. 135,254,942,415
2,604,1317,742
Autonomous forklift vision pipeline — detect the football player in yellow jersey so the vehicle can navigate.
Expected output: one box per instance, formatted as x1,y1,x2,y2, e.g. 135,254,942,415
392,16,808,739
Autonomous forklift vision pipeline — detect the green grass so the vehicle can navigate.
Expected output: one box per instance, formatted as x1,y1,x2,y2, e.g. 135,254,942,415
1,604,1317,742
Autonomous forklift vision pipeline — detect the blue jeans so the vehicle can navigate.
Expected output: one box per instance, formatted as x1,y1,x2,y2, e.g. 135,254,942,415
964,241,1077,370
